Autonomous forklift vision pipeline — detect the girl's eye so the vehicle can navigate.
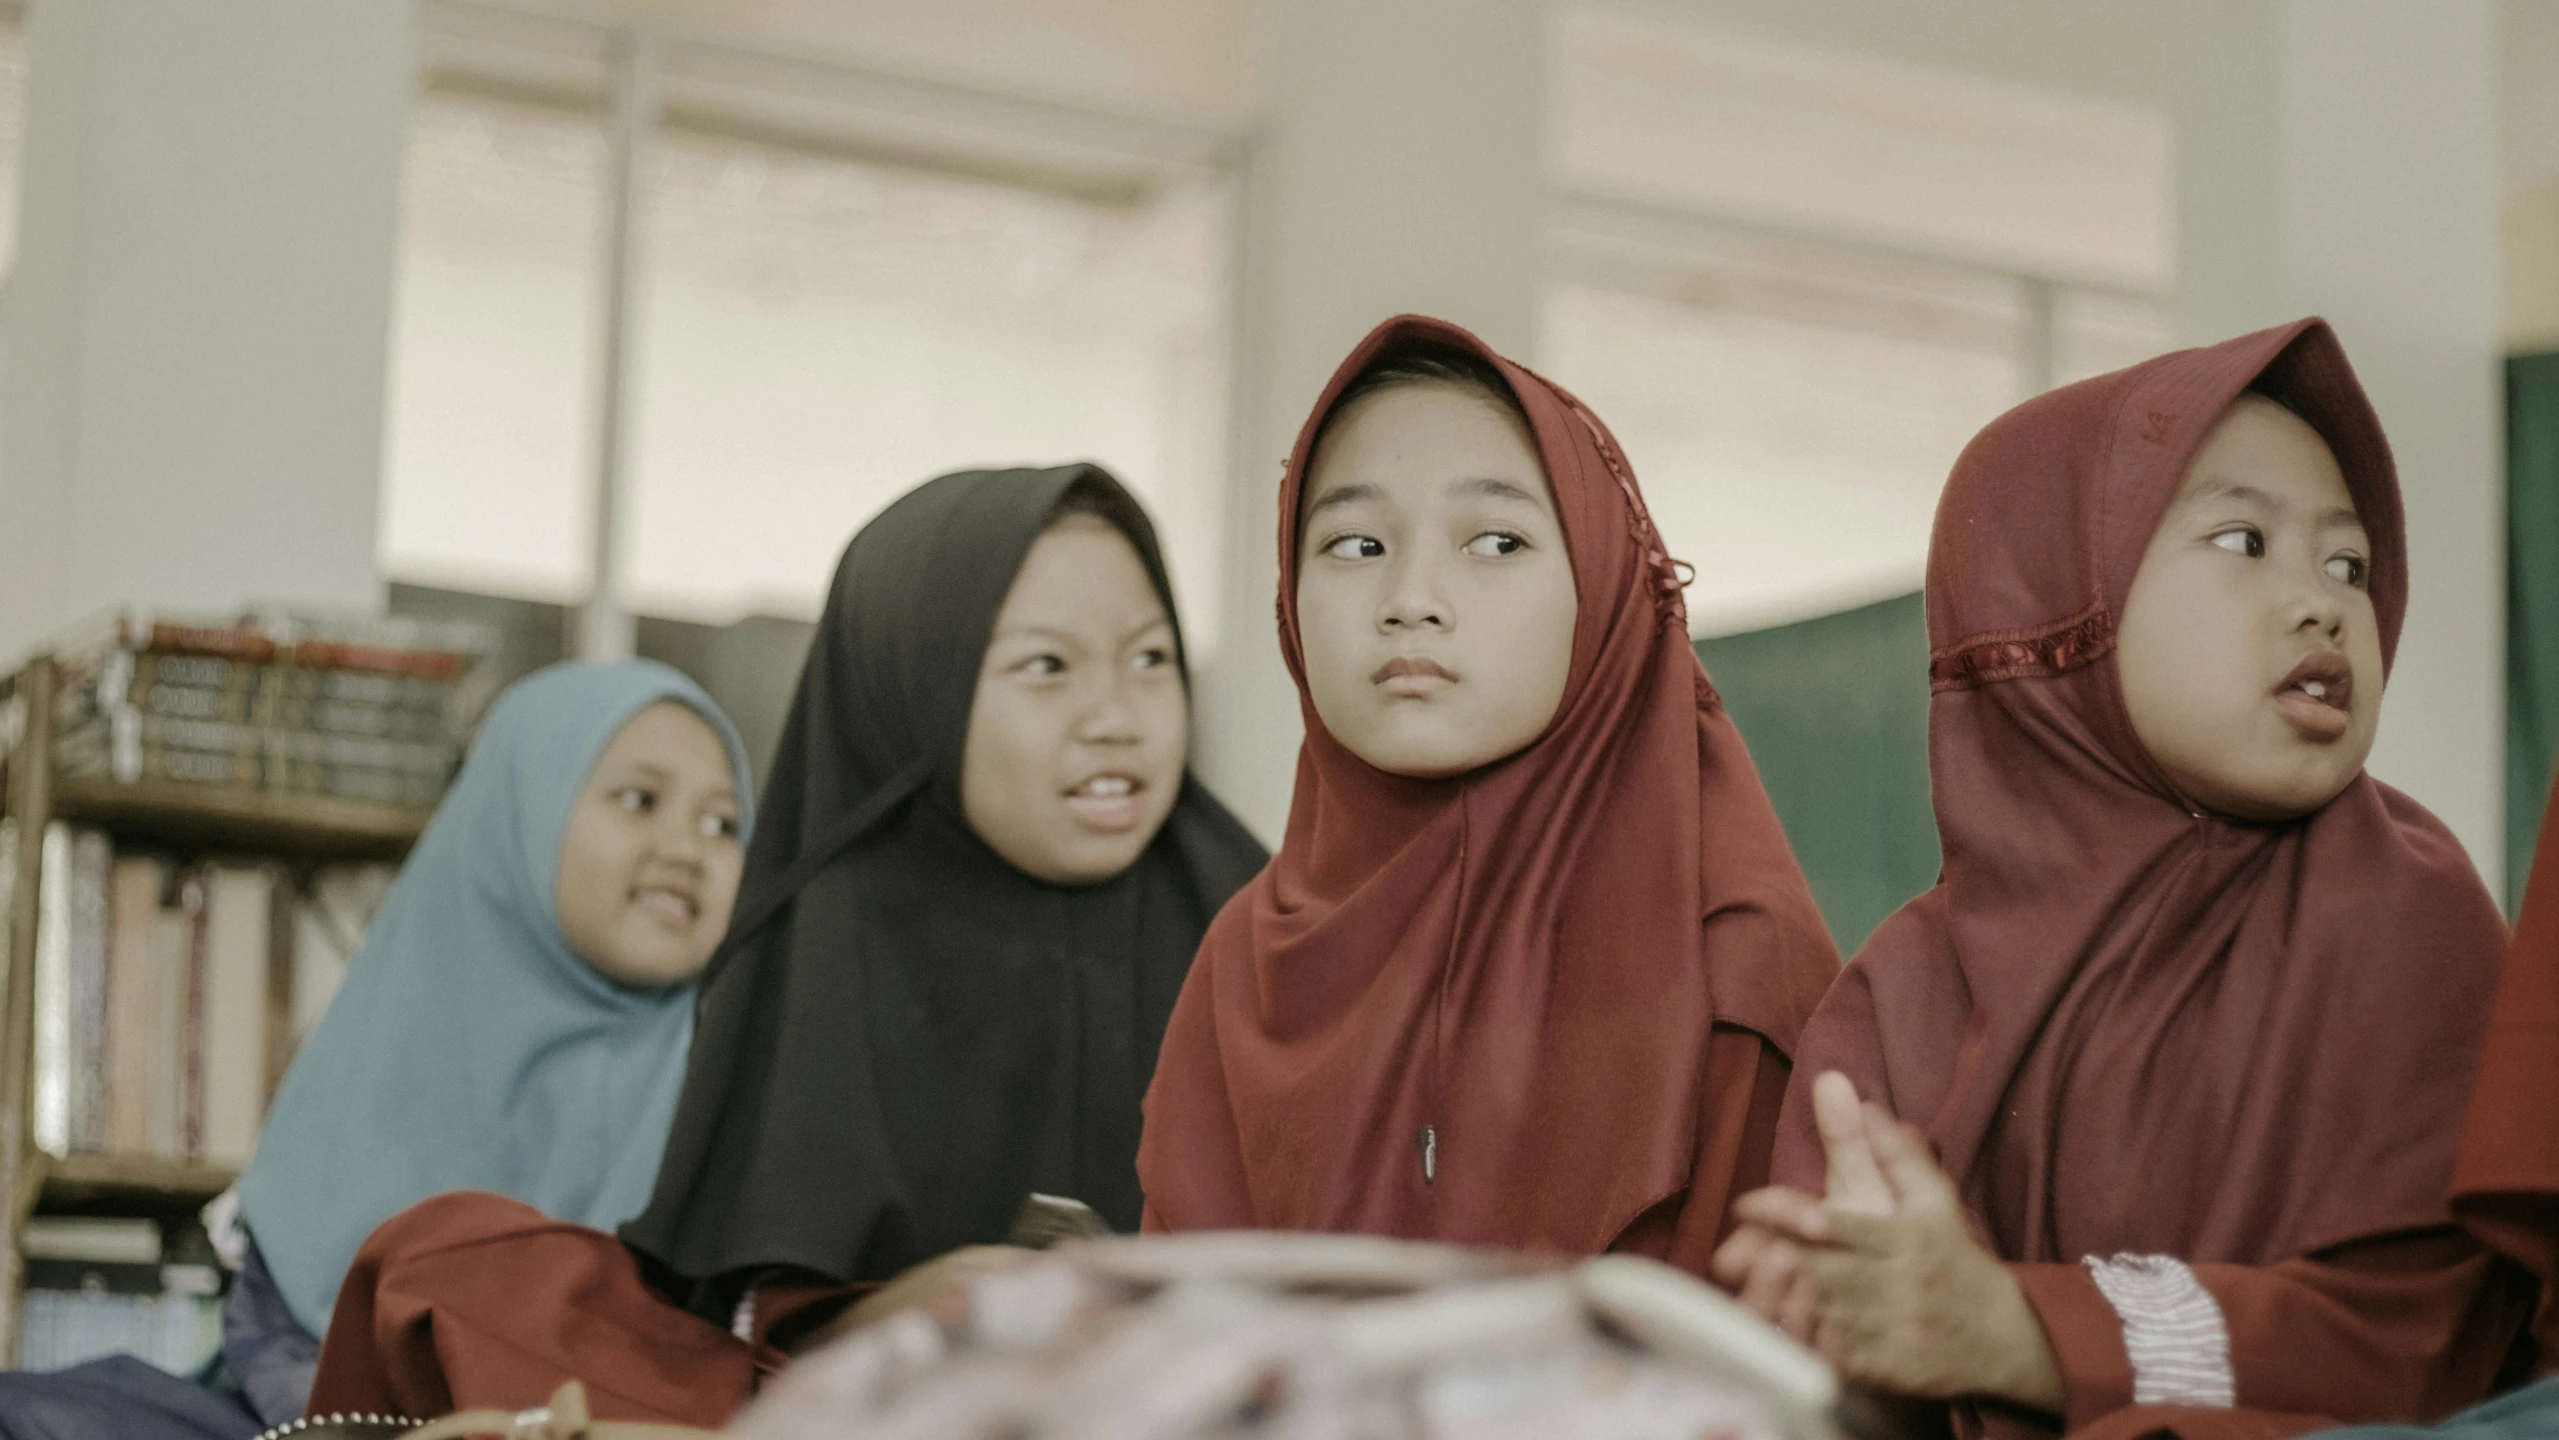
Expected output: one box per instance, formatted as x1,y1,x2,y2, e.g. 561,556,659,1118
2209,526,2265,559
1134,646,1174,672
1322,534,1384,560
613,786,657,814
1018,654,1065,677
697,811,740,841
2325,554,2368,587
1464,530,1526,558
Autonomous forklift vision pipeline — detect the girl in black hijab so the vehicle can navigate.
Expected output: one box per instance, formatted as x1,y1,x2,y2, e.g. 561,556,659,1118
309,464,1267,1425
625,462,1268,1309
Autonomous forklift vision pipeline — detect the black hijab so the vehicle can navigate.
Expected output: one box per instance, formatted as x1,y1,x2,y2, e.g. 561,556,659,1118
620,465,1267,1308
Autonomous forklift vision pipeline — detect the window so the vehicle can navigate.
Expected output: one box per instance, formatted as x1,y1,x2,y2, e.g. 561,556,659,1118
380,80,606,603
1542,205,2165,637
379,12,1235,656
629,124,1231,646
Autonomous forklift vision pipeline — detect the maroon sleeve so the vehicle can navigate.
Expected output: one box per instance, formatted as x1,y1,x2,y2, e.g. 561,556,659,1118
2008,1262,2133,1432
2201,1231,2524,1423
1770,959,1892,1194
311,1191,758,1425
2000,1231,2528,1439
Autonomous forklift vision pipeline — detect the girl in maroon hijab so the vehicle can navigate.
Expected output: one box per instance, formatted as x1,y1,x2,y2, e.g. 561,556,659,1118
1137,314,1839,1273
1711,319,2530,1439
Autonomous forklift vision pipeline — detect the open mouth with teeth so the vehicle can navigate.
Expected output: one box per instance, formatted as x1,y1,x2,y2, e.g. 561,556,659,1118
631,883,701,928
2273,651,2354,741
1063,772,1148,834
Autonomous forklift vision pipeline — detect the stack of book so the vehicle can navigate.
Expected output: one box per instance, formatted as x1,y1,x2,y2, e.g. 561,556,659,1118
15,1217,223,1375
0,817,398,1167
47,611,497,810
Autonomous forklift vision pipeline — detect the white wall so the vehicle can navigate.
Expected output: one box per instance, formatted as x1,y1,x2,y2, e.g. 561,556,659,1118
1545,8,2171,637
2177,0,2505,891
1554,9,2170,290
546,0,1252,121
2506,0,2559,351
0,0,413,661
1192,0,1548,841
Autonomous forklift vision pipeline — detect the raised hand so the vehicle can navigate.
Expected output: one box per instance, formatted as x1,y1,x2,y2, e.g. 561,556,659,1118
1713,1071,1895,1341
1720,1073,2064,1413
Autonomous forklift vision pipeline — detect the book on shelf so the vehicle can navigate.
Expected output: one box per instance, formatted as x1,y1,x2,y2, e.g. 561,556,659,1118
33,827,113,1155
16,1214,225,1377
26,827,398,1167
40,607,498,812
287,864,393,1047
199,866,270,1167
20,1217,160,1265
17,1288,222,1375
104,858,159,1155
150,879,197,1159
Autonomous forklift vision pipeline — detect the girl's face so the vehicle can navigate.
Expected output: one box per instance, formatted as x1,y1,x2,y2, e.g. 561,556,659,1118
1295,382,1578,778
556,700,745,987
961,513,1189,885
2115,396,2383,821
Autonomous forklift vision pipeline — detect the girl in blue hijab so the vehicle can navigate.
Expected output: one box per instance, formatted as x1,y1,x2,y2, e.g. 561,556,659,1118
222,659,747,1422
223,660,753,1423
0,660,753,1440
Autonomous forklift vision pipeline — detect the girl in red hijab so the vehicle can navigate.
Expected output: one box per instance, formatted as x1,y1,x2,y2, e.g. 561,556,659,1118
1136,314,1840,1274
1713,320,2531,1439
2356,773,2559,1436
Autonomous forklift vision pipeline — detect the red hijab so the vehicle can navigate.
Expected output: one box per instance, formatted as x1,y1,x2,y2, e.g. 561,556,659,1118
2453,779,2559,1352
1137,314,1838,1252
1775,319,2507,1267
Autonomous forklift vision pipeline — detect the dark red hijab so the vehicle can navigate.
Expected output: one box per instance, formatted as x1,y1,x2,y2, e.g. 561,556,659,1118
2453,778,2559,1353
1775,319,2507,1267
1138,314,1838,1252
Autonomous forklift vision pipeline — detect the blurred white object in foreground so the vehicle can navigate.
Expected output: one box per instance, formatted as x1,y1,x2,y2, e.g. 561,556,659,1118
732,1232,1841,1440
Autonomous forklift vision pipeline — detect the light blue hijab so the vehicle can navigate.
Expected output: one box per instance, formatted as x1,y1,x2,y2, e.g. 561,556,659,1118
238,660,754,1335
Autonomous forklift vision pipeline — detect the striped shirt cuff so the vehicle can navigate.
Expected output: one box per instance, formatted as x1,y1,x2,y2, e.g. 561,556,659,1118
2081,1253,2234,1408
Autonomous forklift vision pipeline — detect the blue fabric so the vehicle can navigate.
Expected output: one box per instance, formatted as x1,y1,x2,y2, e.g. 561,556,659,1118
0,1357,260,1440
237,660,754,1337
2318,1377,2559,1437
219,1239,318,1427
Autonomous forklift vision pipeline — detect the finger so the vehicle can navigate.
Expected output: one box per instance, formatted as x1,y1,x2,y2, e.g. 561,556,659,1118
1813,1316,1858,1378
1814,1072,1894,1215
1862,1104,1961,1215
1735,1234,1787,1314
1737,1236,1804,1325
1777,1270,1820,1344
1731,1187,1834,1244
1711,1223,1773,1289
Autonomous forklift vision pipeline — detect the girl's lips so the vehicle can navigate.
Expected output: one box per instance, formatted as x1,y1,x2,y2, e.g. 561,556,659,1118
1374,655,1458,698
2272,651,2355,741
2274,689,2352,740
632,885,699,927
1064,774,1146,834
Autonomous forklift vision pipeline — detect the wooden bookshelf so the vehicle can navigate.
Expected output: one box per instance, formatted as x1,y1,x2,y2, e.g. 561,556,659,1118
51,779,427,861
0,653,430,1363
26,1154,240,1213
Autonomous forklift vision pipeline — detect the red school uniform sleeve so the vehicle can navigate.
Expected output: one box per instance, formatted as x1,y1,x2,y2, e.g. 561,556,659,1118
2004,1229,2529,1440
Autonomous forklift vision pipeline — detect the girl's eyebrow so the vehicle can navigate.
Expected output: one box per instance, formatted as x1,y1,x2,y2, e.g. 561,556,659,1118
2191,479,2278,510
2190,478,2363,532
1452,475,1545,506
992,622,1084,646
602,760,673,784
1304,481,1382,519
